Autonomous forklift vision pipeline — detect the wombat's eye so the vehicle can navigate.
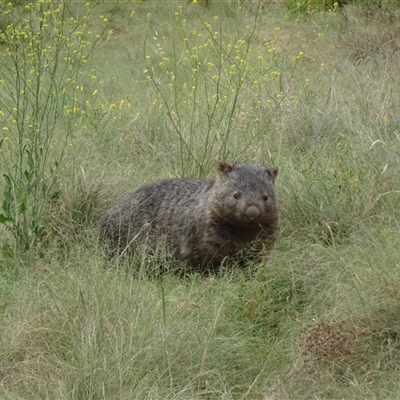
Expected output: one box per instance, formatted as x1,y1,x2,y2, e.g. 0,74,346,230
263,195,269,202
233,191,241,200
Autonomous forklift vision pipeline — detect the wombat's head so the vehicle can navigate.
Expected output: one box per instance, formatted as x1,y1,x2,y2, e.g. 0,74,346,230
211,162,279,229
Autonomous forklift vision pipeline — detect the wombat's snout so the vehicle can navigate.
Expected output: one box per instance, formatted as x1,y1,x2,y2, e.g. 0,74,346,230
244,205,261,222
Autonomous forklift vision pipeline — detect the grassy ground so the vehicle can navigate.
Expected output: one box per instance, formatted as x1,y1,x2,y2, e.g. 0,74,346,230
1,1,400,398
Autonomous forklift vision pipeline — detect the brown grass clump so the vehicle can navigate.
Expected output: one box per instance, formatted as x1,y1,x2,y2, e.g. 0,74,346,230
302,321,361,361
340,4,400,65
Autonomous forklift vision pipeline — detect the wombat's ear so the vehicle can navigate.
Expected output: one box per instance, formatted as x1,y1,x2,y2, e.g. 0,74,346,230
266,167,279,183
217,162,234,176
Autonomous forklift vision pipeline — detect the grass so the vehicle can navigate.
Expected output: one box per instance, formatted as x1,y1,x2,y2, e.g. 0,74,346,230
1,0,400,398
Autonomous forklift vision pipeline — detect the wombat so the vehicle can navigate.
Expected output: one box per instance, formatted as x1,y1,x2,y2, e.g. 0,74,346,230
97,162,280,271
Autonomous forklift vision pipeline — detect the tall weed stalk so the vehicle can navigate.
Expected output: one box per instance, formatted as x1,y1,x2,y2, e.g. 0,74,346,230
144,2,291,176
0,0,108,254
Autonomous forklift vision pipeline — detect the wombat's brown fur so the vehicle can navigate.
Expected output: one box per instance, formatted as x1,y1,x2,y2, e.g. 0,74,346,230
97,162,280,271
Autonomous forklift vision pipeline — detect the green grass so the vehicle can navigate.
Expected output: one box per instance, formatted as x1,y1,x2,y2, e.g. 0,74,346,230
1,1,400,398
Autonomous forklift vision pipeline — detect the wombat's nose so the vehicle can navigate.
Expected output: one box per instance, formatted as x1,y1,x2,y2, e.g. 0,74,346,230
245,205,260,222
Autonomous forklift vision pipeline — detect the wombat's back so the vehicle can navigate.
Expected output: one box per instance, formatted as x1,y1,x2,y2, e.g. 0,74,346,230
97,177,215,255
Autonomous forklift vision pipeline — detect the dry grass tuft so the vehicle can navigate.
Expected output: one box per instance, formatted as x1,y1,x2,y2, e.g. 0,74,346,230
302,321,362,361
